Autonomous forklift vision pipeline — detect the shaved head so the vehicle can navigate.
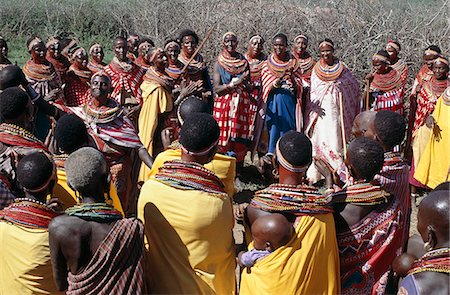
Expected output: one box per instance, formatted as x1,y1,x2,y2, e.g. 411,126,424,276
252,213,293,251
0,65,25,90
417,190,450,247
351,111,376,139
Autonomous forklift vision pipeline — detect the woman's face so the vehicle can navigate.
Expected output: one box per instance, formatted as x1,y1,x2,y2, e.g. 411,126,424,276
166,44,180,62
432,61,449,80
154,51,168,70
91,46,104,63
181,35,197,56
372,58,389,74
31,42,47,63
223,34,238,53
74,51,89,69
113,39,128,61
272,37,287,57
385,45,398,61
47,42,61,59
249,38,263,56
423,52,438,70
294,38,307,55
319,44,334,65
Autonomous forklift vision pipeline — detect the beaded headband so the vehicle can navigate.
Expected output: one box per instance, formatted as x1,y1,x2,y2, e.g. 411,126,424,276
222,31,237,42
28,37,43,51
25,153,57,193
46,37,59,49
90,71,112,84
127,35,139,42
164,41,180,51
249,35,264,44
181,138,219,156
294,34,308,43
372,53,390,64
73,47,87,59
319,41,334,50
386,41,400,52
435,56,449,66
89,43,102,54
424,49,439,56
275,139,309,173
139,41,153,51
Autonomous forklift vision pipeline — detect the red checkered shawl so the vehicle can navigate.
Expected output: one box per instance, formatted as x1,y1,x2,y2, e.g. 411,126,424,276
104,57,145,105
67,218,145,295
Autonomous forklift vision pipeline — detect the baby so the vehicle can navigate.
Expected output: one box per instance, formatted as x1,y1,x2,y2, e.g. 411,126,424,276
239,213,293,268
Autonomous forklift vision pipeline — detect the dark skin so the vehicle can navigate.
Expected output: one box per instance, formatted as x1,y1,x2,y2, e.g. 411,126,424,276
47,41,63,60
247,37,265,60
48,170,115,291
213,34,249,96
293,37,308,59
113,38,128,62
351,110,377,140
90,75,154,168
0,40,11,64
127,35,140,57
90,46,105,64
319,44,335,67
385,44,399,65
181,35,197,58
166,43,180,64
366,58,391,82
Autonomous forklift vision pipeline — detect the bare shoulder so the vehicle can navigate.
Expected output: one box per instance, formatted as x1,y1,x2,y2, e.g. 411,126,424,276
413,272,449,295
49,215,89,238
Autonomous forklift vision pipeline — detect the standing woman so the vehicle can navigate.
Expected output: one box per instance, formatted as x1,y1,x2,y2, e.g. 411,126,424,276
0,37,12,70
87,43,107,73
138,48,174,182
292,34,316,90
178,29,214,112
304,38,359,183
134,38,154,70
46,36,70,84
386,40,408,87
366,50,404,114
260,33,302,160
63,47,92,107
213,32,251,165
244,34,268,157
165,39,183,81
22,36,63,140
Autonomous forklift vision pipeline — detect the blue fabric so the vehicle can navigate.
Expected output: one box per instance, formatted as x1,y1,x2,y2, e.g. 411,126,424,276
266,88,296,154
35,110,50,141
217,64,243,85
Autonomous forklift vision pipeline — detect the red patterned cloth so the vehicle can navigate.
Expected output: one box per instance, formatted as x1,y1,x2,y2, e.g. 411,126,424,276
63,71,90,107
391,58,409,88
104,57,145,105
412,77,450,137
87,60,106,73
46,53,70,83
411,64,433,95
67,218,145,295
213,51,252,151
0,199,56,229
371,68,405,114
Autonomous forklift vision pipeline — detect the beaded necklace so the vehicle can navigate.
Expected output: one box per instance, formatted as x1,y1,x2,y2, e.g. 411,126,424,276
0,123,48,151
111,56,133,72
144,66,174,91
408,248,450,275
54,153,69,169
266,53,297,78
166,61,183,80
155,160,227,198
293,52,315,76
22,59,57,81
427,77,450,97
66,203,122,223
68,64,93,80
244,52,266,81
331,182,391,205
371,68,402,92
314,59,344,82
217,51,248,76
83,99,122,124
391,59,408,77
251,183,334,215
179,52,206,73
0,198,56,229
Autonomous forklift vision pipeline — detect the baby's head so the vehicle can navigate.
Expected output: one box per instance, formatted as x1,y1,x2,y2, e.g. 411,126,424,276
252,213,293,252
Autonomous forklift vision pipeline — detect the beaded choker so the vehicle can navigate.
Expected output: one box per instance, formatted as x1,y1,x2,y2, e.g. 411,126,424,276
266,53,297,78
408,248,450,275
22,59,57,81
244,53,266,80
331,183,391,205
155,160,227,198
251,183,333,215
0,123,48,151
179,52,206,72
166,62,183,80
427,77,450,97
314,59,344,82
68,64,93,80
66,203,123,223
217,51,248,76
0,198,56,229
83,99,122,124
144,66,174,91
371,68,402,92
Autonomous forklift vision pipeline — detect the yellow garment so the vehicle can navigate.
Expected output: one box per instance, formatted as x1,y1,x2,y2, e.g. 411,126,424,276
148,148,236,198
52,169,124,215
0,221,63,295
414,96,450,188
138,81,173,181
240,214,341,295
412,124,432,169
138,179,236,294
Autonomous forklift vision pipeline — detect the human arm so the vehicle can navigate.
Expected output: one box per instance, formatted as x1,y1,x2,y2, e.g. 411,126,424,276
48,218,70,291
314,156,343,190
138,146,153,169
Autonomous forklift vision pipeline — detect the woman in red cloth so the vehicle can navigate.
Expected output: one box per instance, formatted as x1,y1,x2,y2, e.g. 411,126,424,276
63,48,92,107
366,50,404,114
87,43,106,73
213,32,251,166
134,38,154,70
46,37,71,84
386,40,408,87
245,34,267,158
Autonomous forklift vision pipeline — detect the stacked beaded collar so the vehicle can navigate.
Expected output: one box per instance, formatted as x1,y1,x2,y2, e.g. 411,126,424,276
293,52,315,75
266,53,297,78
371,68,403,92
83,99,123,124
314,59,344,82
166,62,183,80
68,64,93,80
0,198,56,229
144,66,174,92
217,51,248,76
251,183,333,216
155,160,227,198
331,182,391,205
408,248,450,275
22,59,57,81
425,76,450,97
0,123,49,151
179,51,206,73
66,203,122,223
244,52,266,80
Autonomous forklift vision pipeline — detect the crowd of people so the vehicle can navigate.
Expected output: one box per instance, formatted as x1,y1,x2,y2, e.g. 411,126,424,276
0,28,448,295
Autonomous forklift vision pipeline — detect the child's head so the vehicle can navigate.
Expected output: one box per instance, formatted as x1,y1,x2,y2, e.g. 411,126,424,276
251,213,293,251
346,137,384,182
